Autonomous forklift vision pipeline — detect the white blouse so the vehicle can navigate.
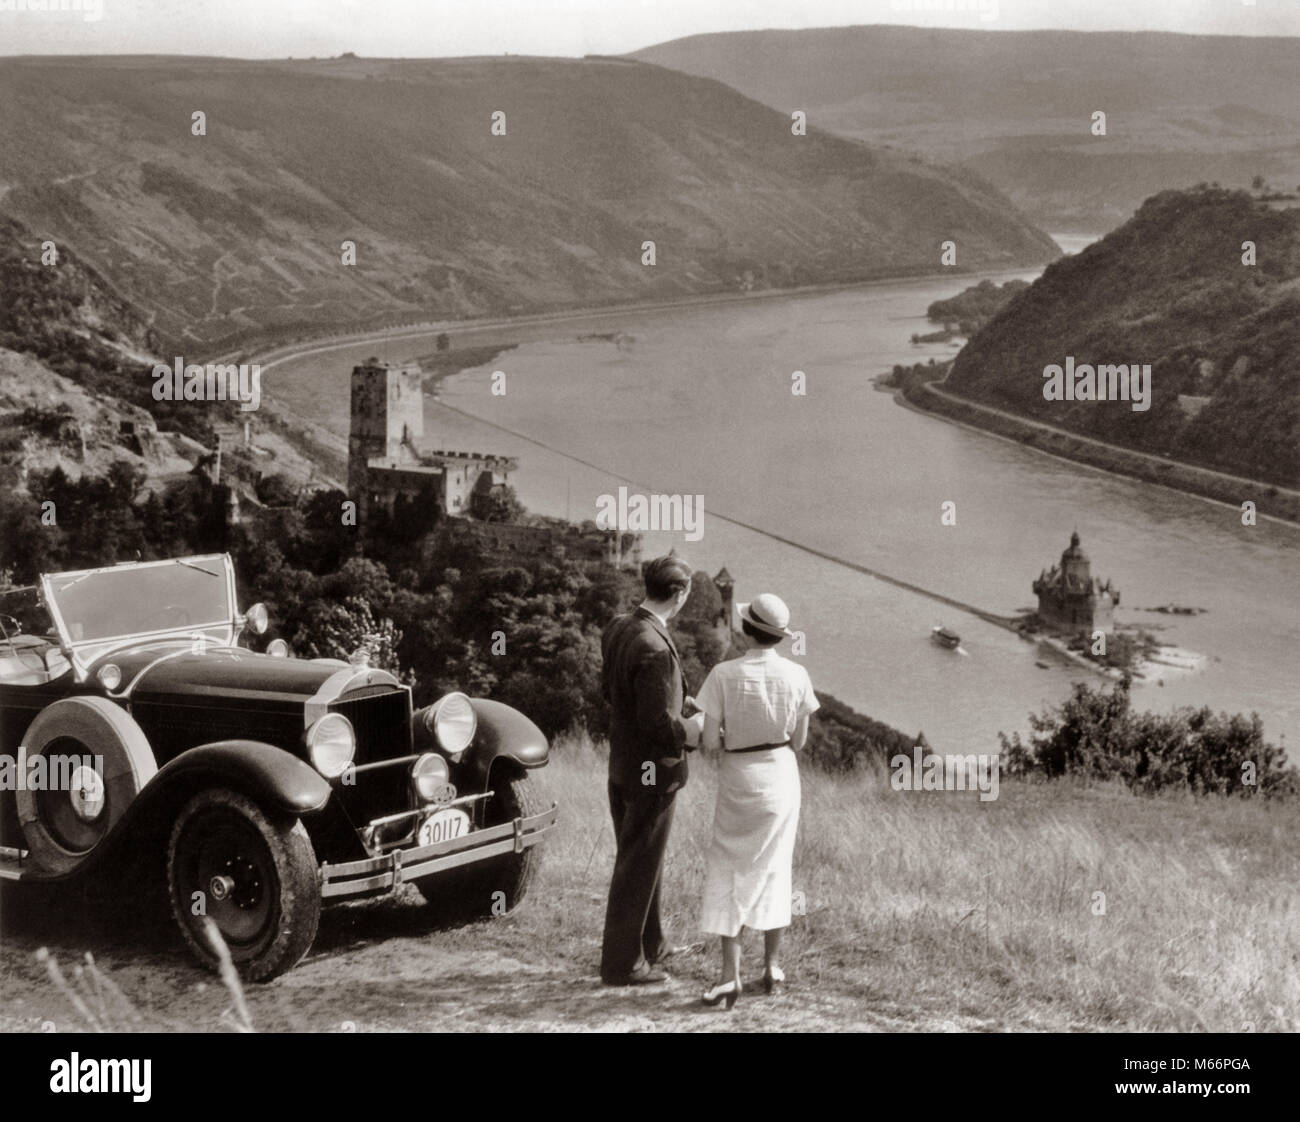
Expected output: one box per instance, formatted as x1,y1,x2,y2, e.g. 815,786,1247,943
696,648,819,750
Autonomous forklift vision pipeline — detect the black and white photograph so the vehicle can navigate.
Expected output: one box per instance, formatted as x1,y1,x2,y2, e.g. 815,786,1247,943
0,0,1297,1071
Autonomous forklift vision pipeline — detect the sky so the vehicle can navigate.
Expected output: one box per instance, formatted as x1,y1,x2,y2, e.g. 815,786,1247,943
0,0,1296,58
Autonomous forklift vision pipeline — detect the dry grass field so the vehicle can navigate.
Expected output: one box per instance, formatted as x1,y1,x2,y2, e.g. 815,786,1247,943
2,735,1297,1033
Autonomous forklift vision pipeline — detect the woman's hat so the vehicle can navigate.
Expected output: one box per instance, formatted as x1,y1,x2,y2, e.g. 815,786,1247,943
737,593,793,638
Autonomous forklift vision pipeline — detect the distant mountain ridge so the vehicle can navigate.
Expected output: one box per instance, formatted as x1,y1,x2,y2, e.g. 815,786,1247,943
632,26,1300,233
942,188,1300,488
0,54,1058,353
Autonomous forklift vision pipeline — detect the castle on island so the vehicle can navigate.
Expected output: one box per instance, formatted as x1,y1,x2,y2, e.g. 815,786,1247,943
1032,531,1119,633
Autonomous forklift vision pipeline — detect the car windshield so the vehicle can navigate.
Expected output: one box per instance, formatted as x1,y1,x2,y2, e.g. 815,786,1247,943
44,556,234,645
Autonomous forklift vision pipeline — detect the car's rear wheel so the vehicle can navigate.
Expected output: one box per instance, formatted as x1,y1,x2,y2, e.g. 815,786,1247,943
16,696,157,875
416,771,545,918
167,788,320,982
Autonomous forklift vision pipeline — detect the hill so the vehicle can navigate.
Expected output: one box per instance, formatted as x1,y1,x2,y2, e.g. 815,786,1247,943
0,54,1057,353
632,27,1300,233
0,215,324,501
940,188,1300,488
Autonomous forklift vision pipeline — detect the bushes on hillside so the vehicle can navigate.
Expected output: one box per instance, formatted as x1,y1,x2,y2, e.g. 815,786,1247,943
802,692,916,773
945,188,1300,488
1001,676,1296,797
0,463,232,582
926,277,1029,335
0,216,215,444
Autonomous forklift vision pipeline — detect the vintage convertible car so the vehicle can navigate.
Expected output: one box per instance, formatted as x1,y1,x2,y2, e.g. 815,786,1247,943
0,554,557,980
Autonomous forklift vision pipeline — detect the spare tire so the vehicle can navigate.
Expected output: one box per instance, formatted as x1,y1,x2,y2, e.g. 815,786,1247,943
16,696,157,875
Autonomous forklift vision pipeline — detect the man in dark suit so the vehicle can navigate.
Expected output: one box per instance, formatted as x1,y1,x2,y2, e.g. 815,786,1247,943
599,553,699,985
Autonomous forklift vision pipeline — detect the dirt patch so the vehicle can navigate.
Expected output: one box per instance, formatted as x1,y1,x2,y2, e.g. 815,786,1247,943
0,881,975,1033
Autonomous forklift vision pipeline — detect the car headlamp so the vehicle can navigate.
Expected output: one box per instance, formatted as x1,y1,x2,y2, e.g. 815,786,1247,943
411,752,451,803
423,691,477,756
244,602,269,636
306,713,356,779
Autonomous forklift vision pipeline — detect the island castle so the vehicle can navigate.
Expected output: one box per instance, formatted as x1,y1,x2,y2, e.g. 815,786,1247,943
347,357,517,523
1032,531,1119,633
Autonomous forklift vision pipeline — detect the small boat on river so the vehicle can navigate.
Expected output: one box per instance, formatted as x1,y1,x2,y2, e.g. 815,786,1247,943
931,625,961,650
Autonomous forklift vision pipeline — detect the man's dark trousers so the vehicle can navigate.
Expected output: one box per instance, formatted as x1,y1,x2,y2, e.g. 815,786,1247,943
600,781,676,979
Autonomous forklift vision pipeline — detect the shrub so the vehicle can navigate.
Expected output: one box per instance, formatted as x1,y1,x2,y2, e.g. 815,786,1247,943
1001,676,1297,797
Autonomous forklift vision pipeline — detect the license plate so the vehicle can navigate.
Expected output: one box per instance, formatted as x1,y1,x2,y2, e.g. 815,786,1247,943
417,808,470,846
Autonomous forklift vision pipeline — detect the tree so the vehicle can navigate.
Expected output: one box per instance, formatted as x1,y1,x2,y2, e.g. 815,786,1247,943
470,484,524,523
256,472,299,507
289,487,358,574
292,597,408,680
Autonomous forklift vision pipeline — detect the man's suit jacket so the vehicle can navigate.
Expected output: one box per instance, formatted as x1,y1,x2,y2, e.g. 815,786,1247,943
601,607,690,793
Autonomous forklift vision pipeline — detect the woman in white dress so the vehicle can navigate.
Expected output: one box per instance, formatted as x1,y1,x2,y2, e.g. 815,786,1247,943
695,593,819,1009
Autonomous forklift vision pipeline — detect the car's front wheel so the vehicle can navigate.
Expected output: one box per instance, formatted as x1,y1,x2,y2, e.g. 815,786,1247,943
166,788,320,982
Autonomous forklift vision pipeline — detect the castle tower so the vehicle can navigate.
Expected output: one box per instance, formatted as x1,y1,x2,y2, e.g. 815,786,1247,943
1032,531,1119,633
1059,530,1091,592
713,566,735,630
347,357,425,508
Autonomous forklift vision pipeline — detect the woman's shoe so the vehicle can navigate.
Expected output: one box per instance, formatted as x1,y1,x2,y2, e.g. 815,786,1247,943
763,966,786,995
701,980,742,1010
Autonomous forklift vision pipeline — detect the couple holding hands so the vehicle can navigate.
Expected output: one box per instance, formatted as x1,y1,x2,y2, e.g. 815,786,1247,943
599,554,819,1009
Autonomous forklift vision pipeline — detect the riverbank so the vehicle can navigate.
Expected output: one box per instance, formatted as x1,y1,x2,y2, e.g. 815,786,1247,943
879,366,1300,527
412,342,520,397
232,265,1046,373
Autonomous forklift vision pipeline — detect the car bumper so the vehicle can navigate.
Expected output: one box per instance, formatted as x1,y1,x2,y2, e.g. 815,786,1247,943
318,801,558,900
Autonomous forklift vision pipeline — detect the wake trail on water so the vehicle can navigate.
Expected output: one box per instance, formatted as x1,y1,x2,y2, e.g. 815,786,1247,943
435,402,1019,634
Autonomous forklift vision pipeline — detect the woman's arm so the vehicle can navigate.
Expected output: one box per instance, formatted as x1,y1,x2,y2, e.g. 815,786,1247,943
790,714,810,753
701,714,722,753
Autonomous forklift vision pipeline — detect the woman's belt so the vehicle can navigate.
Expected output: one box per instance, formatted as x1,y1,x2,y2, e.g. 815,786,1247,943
727,740,791,754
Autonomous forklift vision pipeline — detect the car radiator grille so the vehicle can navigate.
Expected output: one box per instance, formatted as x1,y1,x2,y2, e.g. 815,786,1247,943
328,688,415,831
329,688,413,765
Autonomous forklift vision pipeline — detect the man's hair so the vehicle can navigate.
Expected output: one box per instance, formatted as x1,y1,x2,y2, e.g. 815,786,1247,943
643,554,693,601
741,619,783,647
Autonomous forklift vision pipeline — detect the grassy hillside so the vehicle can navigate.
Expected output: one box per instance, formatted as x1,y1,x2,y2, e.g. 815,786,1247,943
941,188,1300,488
0,215,196,429
7,738,1297,1031
0,215,327,496
633,27,1300,232
0,54,1057,353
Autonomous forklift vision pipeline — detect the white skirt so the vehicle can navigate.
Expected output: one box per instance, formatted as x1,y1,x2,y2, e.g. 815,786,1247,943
700,748,801,936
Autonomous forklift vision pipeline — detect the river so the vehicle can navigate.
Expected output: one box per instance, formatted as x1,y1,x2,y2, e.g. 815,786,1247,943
266,242,1300,753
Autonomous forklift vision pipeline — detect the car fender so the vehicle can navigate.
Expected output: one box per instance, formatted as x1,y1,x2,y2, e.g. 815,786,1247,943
143,740,333,817
463,698,549,790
